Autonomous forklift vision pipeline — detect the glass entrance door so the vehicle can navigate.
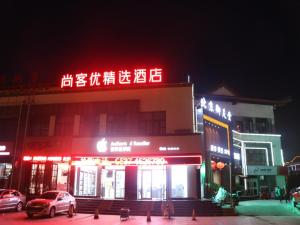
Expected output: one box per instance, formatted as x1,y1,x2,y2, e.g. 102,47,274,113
101,167,125,199
247,178,258,195
115,170,125,199
138,166,166,200
142,170,152,199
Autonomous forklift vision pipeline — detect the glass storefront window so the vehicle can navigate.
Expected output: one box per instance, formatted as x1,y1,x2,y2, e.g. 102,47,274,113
0,163,12,188
29,164,45,195
56,163,69,191
75,166,97,196
171,165,187,198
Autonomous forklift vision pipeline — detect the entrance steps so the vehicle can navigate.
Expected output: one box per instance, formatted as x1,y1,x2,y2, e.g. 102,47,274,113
76,198,236,216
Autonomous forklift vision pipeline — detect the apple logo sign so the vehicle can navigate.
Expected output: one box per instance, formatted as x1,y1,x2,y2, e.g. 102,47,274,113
97,138,108,153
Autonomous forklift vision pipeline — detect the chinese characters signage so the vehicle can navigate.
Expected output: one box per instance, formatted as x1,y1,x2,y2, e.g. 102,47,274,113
71,156,202,166
61,68,163,88
97,138,150,153
210,144,230,156
200,97,232,122
23,155,202,166
71,157,168,166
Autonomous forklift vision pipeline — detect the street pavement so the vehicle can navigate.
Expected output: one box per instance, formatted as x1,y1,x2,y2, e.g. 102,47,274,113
1,212,300,225
1,200,300,225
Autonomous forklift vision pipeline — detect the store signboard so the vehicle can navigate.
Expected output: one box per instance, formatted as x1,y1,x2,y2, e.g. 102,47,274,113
247,166,277,176
24,137,73,155
60,68,163,89
203,114,231,158
71,155,202,166
72,135,202,156
199,97,232,122
23,155,202,165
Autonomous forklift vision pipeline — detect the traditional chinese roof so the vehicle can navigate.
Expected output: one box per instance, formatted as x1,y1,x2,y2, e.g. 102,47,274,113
195,86,291,107
286,156,300,166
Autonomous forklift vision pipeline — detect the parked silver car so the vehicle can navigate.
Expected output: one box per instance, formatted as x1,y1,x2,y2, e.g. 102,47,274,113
0,189,26,212
26,191,76,218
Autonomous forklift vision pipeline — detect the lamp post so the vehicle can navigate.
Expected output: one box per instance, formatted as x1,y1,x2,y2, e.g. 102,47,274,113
229,162,233,207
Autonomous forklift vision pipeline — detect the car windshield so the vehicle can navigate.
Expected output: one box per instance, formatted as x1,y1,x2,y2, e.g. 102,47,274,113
40,192,59,199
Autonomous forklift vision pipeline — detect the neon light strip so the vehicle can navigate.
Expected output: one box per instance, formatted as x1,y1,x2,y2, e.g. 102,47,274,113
23,156,32,161
286,156,300,165
0,146,6,151
0,152,10,156
280,149,285,166
244,147,269,166
233,138,274,166
232,130,281,137
233,143,241,148
241,142,247,175
203,114,231,153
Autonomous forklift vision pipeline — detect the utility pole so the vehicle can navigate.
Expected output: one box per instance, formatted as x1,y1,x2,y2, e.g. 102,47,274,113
9,102,23,189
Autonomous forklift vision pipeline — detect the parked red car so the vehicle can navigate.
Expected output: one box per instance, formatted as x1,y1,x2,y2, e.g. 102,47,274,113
292,187,300,207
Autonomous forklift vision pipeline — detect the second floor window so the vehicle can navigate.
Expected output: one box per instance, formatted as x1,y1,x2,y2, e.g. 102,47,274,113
55,115,73,136
246,148,268,166
139,111,166,135
28,116,50,136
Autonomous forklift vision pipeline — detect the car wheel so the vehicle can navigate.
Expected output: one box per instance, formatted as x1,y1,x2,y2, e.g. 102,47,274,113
27,213,33,218
49,207,56,218
68,205,74,216
16,202,23,212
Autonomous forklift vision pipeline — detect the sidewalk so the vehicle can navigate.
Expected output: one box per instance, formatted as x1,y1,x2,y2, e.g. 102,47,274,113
236,200,300,216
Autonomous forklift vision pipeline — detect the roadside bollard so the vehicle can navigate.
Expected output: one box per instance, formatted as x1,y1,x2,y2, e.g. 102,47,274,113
146,210,151,222
192,209,196,221
94,208,99,219
68,205,74,218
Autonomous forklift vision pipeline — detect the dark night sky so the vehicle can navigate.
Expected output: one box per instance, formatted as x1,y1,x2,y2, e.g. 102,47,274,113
0,1,299,160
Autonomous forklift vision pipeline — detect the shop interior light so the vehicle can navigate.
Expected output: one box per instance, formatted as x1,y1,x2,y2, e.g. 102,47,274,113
234,153,241,160
0,145,6,151
280,149,285,166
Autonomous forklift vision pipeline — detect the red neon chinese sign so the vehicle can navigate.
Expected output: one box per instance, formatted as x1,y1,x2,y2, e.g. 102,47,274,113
61,68,162,88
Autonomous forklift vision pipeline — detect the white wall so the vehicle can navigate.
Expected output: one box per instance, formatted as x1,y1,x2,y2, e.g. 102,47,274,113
213,101,274,119
0,85,195,134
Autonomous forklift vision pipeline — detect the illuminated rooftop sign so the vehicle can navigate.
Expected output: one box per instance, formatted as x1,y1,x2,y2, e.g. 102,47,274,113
61,68,162,88
97,138,150,153
199,97,232,122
